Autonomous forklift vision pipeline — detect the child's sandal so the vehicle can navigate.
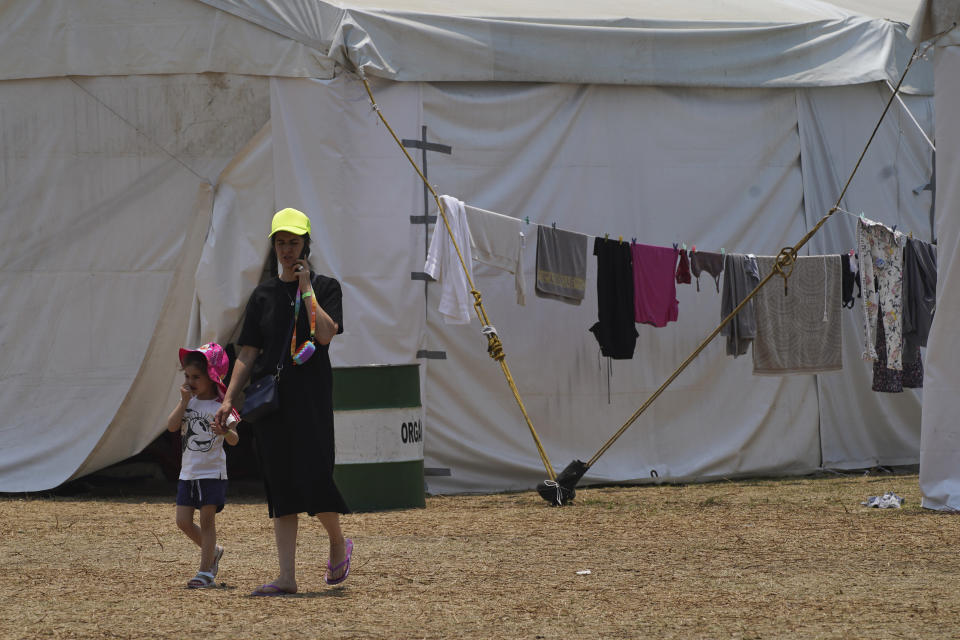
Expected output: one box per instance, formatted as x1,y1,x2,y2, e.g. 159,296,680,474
187,571,216,589
211,545,224,577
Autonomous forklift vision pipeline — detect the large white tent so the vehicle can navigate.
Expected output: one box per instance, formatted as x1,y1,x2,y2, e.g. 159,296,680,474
909,0,960,510
0,0,939,494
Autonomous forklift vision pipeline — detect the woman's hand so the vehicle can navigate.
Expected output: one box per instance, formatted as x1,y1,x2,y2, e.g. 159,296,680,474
214,400,234,429
294,258,311,287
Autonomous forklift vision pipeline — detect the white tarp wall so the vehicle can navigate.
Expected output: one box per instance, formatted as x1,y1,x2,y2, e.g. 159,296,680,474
0,0,938,492
919,44,960,509
234,74,930,494
0,74,270,490
910,0,960,510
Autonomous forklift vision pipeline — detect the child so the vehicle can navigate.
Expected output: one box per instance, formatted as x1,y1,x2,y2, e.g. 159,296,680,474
165,343,239,589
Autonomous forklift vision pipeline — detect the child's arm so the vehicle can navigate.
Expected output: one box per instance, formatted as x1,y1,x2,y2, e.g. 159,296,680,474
165,383,193,432
213,418,239,446
222,426,239,446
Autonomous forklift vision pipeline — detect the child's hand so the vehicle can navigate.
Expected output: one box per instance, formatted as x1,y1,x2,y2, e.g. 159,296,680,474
211,421,229,436
179,383,193,403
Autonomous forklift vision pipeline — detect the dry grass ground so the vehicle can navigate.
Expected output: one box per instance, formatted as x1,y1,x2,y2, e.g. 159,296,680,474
1,471,958,639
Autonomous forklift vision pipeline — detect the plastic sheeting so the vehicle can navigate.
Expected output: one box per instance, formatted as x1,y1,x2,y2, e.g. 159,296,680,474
920,43,960,510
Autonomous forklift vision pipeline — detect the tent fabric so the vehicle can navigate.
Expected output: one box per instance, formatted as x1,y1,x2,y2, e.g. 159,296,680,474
908,0,960,44
0,0,335,81
201,0,932,92
0,74,269,491
919,42,960,510
0,0,940,493
796,84,932,469
259,75,932,493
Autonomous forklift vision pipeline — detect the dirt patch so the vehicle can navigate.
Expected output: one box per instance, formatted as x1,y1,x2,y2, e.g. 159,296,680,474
2,472,956,639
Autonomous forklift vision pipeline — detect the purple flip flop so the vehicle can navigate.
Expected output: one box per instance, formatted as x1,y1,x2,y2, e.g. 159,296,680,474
325,539,353,585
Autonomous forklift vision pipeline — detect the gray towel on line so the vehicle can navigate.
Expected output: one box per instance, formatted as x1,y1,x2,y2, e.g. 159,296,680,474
720,253,760,357
535,225,588,305
464,205,527,306
752,255,843,375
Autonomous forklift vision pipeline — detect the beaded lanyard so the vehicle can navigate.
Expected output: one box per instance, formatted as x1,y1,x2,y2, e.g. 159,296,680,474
290,283,316,365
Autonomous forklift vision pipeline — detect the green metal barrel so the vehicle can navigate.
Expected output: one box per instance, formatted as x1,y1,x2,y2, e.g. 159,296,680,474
332,364,425,511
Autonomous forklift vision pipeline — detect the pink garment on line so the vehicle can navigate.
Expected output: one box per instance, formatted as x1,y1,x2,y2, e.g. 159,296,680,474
631,243,679,327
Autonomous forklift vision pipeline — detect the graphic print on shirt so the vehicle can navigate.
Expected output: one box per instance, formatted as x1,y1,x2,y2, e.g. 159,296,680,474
182,407,216,454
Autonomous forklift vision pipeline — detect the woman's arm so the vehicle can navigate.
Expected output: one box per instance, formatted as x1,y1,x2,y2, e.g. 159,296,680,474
296,261,339,345
214,345,259,428
311,295,339,345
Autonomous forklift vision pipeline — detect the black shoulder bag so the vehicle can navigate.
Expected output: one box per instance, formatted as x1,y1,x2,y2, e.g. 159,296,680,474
240,306,297,423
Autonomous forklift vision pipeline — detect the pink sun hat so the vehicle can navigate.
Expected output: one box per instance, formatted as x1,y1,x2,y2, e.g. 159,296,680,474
178,342,230,400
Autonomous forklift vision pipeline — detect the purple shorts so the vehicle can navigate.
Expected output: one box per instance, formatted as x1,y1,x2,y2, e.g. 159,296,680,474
176,479,227,512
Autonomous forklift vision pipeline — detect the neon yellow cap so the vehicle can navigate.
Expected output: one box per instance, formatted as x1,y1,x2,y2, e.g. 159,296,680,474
270,208,311,237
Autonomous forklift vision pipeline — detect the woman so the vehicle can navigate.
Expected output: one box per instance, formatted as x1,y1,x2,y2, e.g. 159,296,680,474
215,207,351,595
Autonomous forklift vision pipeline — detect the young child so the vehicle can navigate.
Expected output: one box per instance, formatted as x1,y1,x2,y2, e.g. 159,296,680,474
165,342,239,589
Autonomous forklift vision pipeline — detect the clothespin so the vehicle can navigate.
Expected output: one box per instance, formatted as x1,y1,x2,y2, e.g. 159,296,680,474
691,244,696,252
552,222,557,229
632,237,637,245
909,230,914,239
721,247,726,256
524,216,529,225
672,242,678,250
682,243,687,251
848,248,854,257
618,235,623,244
892,224,898,232
604,233,609,240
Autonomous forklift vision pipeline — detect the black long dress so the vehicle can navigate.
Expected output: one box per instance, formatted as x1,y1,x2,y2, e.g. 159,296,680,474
238,273,349,517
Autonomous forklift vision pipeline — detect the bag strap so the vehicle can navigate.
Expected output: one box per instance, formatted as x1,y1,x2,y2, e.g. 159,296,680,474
272,294,299,380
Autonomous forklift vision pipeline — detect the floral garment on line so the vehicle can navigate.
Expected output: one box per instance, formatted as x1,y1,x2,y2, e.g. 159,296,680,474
857,216,905,371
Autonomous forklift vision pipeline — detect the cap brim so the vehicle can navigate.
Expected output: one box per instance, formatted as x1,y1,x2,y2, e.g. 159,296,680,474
269,225,309,238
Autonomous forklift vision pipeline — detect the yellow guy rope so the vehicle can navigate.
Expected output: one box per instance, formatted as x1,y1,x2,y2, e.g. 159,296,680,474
358,72,557,482
585,48,922,468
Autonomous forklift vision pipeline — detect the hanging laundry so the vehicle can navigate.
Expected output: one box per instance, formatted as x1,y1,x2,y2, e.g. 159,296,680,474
675,248,691,285
857,216,906,370
535,225,588,305
689,250,724,292
464,205,527,306
630,243,679,327
901,238,937,360
589,237,638,359
872,302,923,392
720,253,759,357
840,253,861,308
424,195,474,324
752,255,843,375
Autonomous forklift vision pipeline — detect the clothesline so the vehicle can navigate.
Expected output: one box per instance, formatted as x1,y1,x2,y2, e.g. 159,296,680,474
833,206,920,240
516,213,730,256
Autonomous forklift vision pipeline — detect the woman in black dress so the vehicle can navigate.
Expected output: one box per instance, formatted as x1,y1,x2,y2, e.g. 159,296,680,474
216,208,351,595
